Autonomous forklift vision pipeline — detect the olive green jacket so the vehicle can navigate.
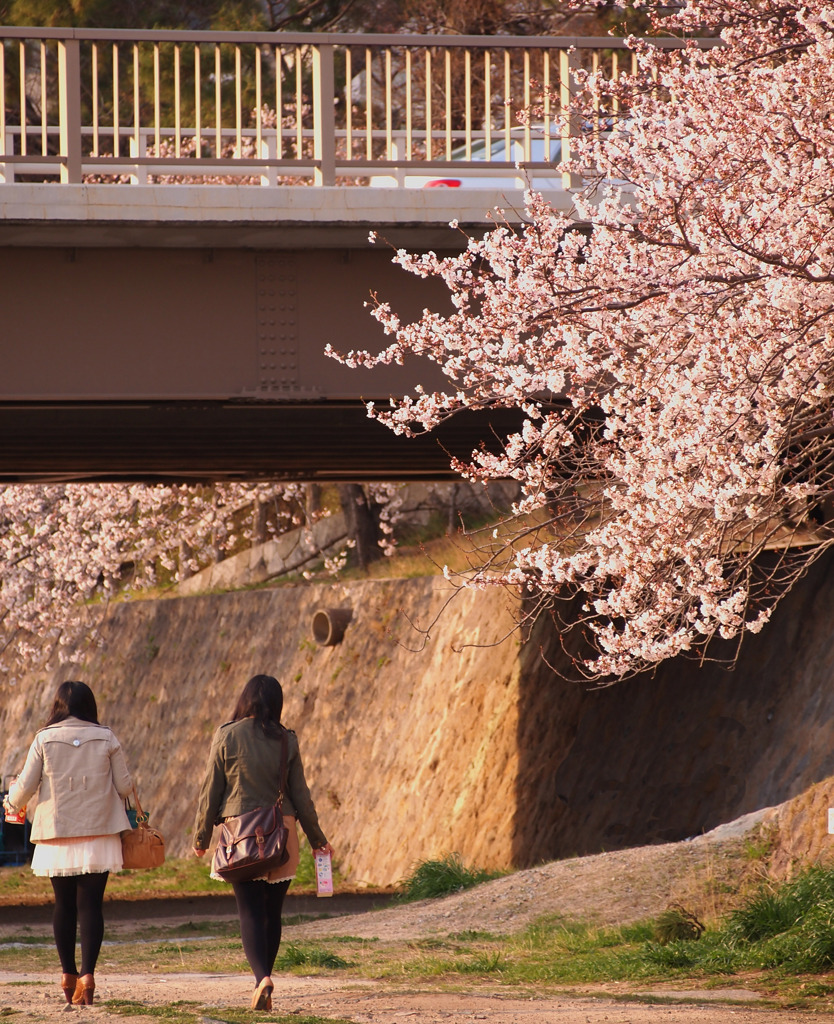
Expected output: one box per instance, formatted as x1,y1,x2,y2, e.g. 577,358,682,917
192,719,327,851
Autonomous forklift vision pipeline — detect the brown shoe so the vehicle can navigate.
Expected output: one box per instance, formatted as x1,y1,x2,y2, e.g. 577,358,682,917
251,977,273,1010
60,974,78,1003
71,974,95,1005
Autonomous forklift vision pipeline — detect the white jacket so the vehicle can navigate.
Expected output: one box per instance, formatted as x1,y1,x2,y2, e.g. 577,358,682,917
9,716,132,841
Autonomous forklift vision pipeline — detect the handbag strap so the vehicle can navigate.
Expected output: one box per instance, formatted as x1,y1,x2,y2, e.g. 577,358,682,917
131,784,149,824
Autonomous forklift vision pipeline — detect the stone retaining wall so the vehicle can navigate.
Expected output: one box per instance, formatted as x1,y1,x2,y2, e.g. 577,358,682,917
4,553,834,885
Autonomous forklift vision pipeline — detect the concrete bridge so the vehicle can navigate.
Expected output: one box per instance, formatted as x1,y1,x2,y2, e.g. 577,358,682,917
0,27,712,482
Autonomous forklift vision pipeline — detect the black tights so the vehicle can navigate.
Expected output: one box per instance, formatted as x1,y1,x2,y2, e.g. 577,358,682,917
50,872,109,977
231,878,291,982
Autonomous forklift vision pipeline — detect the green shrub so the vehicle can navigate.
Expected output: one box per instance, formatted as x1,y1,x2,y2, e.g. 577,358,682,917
632,867,834,977
727,887,802,944
653,905,704,944
726,866,834,946
397,853,503,902
275,944,352,969
454,950,505,973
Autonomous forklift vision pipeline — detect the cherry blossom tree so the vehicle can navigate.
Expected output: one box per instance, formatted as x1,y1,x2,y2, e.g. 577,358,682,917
0,482,314,673
0,477,486,677
331,0,834,681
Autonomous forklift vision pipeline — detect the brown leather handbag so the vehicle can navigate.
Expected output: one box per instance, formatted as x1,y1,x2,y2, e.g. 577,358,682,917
121,786,165,870
211,730,289,883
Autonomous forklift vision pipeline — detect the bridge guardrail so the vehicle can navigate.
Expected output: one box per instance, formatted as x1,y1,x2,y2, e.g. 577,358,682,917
0,28,717,187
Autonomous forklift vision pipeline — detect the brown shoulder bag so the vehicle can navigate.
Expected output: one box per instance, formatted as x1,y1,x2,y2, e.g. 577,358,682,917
211,729,289,883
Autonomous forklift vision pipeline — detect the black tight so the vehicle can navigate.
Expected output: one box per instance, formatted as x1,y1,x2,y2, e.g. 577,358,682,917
50,872,109,977
231,878,291,981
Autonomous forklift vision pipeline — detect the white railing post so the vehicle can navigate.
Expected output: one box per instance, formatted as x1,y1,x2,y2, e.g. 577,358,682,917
58,38,83,184
260,130,278,187
0,128,12,183
312,43,336,186
129,129,148,184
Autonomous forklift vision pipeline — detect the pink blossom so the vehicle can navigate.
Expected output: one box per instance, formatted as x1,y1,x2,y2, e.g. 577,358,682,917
330,0,834,680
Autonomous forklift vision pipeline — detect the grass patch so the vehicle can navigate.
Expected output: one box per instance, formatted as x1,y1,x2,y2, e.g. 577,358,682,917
396,853,504,902
103,1001,201,1022
494,867,834,987
275,943,353,970
356,869,834,1004
204,1015,354,1024
103,1003,353,1024
0,852,328,908
451,950,506,974
653,905,705,944
0,858,224,906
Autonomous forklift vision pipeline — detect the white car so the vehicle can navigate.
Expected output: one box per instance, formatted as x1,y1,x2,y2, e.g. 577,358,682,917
369,130,564,189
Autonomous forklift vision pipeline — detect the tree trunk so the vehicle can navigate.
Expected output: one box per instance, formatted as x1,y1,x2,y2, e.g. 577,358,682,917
305,483,322,521
178,539,194,581
338,484,382,570
252,500,269,544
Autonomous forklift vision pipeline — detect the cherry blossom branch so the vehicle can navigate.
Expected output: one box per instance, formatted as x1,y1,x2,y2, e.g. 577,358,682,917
329,0,834,680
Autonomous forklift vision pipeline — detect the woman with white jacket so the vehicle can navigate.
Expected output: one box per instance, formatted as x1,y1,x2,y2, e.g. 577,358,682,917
3,681,133,1006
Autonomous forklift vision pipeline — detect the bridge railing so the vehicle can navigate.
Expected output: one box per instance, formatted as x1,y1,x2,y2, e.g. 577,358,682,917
0,28,716,187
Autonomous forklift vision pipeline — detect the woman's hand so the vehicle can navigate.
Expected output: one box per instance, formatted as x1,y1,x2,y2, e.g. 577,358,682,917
313,843,334,858
1,797,12,816
193,847,207,858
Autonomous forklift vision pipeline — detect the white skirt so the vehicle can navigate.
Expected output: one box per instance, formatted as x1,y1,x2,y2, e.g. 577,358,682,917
31,835,124,877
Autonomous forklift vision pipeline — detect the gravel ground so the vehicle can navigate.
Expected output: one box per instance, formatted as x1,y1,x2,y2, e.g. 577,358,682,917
2,808,820,1023
0,970,825,1024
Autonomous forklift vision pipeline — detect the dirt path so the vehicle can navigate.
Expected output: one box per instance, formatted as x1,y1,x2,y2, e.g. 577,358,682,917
1,810,826,1021
0,970,826,1024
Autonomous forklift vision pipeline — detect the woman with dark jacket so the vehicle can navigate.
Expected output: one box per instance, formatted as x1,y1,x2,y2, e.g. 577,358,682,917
193,674,332,1011
2,681,133,1005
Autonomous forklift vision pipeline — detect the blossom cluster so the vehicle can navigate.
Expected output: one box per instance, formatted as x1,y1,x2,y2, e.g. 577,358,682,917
0,479,484,680
0,481,306,677
332,0,834,679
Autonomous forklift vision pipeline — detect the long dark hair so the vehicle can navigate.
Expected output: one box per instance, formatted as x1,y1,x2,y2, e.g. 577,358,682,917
44,681,99,727
231,674,283,738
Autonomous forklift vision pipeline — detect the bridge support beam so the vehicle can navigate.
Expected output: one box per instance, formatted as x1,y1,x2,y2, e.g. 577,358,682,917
0,241,524,481
0,401,523,483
